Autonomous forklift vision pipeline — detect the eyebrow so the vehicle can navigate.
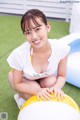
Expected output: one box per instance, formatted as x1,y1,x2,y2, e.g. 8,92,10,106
25,25,42,32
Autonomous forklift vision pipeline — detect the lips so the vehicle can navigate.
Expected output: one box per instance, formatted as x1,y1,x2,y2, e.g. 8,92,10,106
33,40,41,45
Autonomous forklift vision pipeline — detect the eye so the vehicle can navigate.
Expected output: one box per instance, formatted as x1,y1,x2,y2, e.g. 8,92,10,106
35,27,40,31
24,31,30,35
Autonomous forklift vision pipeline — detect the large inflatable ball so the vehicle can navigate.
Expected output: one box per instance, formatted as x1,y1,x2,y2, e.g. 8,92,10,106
18,94,80,120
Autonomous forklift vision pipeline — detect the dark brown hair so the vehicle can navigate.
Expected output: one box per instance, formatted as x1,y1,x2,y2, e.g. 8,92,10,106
21,9,47,33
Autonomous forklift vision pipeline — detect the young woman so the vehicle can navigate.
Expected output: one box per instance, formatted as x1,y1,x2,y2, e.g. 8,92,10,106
7,9,70,109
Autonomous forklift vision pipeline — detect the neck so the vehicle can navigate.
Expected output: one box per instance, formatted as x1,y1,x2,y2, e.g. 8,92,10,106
33,41,51,54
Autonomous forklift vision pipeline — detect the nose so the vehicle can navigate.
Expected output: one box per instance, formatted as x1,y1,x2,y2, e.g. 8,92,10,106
31,31,38,40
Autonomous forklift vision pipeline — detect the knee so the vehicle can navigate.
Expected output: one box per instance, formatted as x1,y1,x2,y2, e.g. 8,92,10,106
39,76,57,88
44,76,56,88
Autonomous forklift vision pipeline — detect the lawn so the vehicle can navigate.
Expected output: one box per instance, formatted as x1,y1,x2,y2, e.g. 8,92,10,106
0,15,80,120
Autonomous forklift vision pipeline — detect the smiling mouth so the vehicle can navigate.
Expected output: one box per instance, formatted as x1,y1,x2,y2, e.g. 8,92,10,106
32,40,41,45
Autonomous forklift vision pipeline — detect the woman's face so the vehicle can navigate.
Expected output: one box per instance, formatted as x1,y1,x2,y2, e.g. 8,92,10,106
24,18,51,49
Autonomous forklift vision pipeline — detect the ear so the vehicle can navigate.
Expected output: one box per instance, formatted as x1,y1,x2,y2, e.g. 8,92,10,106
47,22,51,32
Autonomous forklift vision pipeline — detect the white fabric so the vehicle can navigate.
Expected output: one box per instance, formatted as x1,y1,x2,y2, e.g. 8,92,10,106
7,39,70,80
14,94,25,109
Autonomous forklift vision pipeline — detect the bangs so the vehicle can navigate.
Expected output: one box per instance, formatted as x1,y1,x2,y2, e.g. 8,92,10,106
23,16,41,32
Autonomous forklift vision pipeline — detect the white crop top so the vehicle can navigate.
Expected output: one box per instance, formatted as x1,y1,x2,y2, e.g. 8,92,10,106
7,39,70,80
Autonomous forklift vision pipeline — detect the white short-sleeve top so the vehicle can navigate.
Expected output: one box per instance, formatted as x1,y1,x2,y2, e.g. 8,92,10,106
7,39,70,80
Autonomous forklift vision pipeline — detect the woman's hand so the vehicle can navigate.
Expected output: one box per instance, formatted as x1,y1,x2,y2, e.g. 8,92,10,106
37,88,53,101
49,87,65,100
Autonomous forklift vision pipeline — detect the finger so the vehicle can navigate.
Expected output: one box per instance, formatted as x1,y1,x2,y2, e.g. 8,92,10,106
40,94,47,101
53,91,57,99
57,92,61,101
40,91,52,101
44,93,52,100
60,91,65,100
37,94,41,101
43,94,51,101
46,88,53,94
37,92,48,101
45,91,53,99
57,91,65,100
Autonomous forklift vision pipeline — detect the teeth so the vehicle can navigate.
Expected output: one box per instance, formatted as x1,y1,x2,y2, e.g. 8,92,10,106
33,40,40,44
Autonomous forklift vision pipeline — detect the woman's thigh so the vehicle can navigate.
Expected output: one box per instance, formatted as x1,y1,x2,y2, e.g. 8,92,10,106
8,71,41,88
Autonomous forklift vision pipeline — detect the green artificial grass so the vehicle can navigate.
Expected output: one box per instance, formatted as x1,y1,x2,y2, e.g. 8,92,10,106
0,15,80,120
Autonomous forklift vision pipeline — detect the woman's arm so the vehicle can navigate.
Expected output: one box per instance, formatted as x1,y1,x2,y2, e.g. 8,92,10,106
49,55,68,100
53,55,68,89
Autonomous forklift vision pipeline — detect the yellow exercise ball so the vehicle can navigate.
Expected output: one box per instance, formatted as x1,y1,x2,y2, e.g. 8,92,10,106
18,94,80,120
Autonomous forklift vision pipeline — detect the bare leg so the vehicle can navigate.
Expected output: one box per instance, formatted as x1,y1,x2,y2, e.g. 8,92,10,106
8,71,41,100
38,75,57,88
8,72,57,108
8,72,56,99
